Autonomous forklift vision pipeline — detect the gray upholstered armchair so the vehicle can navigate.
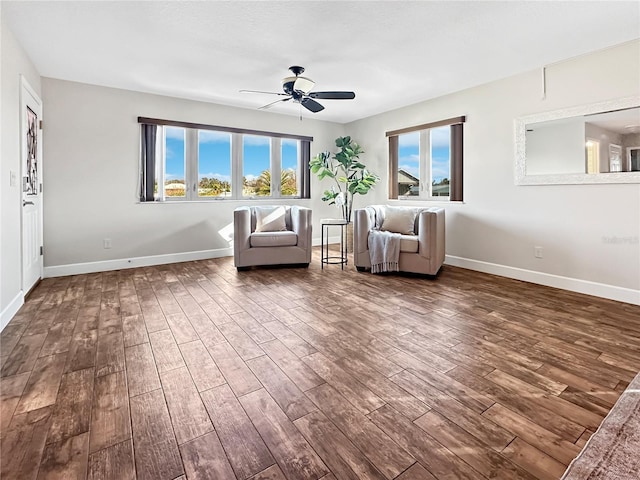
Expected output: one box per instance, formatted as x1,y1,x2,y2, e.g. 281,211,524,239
233,206,312,270
353,205,445,275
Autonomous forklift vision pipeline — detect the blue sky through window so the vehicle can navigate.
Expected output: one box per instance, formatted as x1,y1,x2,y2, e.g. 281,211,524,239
431,126,450,182
243,135,270,181
399,132,420,182
282,139,298,172
198,131,231,181
165,127,185,181
398,127,450,183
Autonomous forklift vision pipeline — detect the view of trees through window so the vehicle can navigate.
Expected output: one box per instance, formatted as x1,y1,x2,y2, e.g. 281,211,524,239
165,127,186,197
161,126,300,200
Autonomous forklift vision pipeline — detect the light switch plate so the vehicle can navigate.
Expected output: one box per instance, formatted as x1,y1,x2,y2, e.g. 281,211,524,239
9,170,17,187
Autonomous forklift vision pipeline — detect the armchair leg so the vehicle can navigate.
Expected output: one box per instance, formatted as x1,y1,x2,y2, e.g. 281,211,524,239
236,266,250,272
356,266,368,272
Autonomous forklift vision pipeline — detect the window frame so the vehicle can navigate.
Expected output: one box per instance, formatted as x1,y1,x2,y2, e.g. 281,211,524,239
387,116,465,202
138,117,311,202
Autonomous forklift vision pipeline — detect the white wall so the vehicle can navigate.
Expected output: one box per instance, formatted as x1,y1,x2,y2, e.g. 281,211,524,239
345,40,640,303
41,79,345,272
1,15,42,327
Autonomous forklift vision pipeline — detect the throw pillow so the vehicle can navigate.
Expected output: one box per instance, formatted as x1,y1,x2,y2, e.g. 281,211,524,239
255,206,287,232
381,206,416,235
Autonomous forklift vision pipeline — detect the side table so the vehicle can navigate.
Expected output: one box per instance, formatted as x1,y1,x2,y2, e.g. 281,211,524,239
320,218,348,269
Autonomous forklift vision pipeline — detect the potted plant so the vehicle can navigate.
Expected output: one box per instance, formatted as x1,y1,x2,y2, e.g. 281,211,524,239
310,136,379,224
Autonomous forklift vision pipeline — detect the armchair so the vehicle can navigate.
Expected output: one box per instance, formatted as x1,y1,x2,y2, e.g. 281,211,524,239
353,205,445,276
233,206,312,270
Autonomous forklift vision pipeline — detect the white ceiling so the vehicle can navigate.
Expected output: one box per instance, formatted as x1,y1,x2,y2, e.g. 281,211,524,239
3,1,640,123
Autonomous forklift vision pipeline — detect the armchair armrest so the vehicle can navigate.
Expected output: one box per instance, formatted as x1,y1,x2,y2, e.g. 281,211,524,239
290,206,312,251
417,208,445,265
234,207,252,265
353,207,379,268
354,208,376,253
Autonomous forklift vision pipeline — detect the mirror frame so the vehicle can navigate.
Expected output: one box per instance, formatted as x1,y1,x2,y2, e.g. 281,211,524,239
515,96,640,185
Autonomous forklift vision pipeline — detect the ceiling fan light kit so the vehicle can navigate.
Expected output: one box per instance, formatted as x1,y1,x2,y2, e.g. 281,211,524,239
241,65,355,113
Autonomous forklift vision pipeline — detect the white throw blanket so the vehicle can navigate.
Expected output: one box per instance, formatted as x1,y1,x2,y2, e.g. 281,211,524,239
368,229,401,273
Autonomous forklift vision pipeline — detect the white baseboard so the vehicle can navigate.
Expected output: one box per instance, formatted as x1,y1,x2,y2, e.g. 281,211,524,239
38,248,639,305
1,291,24,332
445,255,640,306
44,248,233,278
44,239,345,278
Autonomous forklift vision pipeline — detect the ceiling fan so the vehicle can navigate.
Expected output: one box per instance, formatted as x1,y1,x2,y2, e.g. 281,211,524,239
240,66,355,113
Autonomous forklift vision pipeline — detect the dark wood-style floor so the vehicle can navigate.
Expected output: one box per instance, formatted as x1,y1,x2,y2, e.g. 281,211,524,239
1,249,640,480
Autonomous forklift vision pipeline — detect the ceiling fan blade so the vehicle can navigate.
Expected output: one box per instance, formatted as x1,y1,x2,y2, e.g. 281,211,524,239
301,97,324,113
258,97,291,110
308,91,356,100
240,89,289,96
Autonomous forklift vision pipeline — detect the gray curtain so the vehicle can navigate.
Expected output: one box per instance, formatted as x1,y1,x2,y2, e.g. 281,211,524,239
301,140,311,199
388,135,399,199
450,123,463,202
140,124,157,201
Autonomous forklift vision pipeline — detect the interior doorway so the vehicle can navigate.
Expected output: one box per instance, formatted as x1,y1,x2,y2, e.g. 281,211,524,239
21,76,43,294
585,138,600,174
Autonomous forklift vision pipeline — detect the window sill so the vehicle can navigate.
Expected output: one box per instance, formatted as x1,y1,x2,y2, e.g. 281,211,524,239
393,198,465,205
137,197,309,205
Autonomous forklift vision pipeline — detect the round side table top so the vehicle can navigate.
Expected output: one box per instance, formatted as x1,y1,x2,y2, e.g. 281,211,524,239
320,218,348,225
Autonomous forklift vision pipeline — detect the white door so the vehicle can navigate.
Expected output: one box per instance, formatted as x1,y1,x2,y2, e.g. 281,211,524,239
21,76,43,294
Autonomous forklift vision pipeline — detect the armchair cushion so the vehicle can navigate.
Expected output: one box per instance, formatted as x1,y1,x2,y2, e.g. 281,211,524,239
399,235,419,253
255,206,288,232
381,206,417,235
250,231,297,247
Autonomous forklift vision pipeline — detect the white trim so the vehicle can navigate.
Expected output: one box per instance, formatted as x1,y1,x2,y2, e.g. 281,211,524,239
20,75,44,294
1,291,24,332
44,237,344,278
44,248,233,278
445,255,640,306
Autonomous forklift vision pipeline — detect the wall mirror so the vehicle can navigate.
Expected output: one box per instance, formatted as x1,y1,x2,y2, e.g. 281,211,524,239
515,96,640,185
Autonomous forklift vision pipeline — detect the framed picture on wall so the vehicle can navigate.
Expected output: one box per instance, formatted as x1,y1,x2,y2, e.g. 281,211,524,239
609,144,622,172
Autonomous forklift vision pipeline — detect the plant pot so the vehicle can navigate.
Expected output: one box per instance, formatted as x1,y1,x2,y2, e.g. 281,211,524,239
344,222,354,254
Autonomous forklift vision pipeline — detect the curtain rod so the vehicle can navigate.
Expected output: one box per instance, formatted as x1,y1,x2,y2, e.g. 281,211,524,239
138,117,314,142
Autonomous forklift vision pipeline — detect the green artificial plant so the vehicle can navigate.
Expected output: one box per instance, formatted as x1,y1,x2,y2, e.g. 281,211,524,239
310,136,379,223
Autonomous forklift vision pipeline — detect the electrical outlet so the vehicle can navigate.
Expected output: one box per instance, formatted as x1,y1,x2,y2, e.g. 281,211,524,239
534,246,543,258
103,238,112,249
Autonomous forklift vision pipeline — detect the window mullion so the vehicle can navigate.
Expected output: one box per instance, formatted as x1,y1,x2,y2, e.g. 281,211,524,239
232,133,242,199
419,130,429,199
426,129,434,200
272,138,281,198
158,127,166,201
185,129,197,200
297,140,302,197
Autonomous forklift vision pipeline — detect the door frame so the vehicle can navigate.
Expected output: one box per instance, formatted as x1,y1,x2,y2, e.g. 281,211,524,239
20,75,44,294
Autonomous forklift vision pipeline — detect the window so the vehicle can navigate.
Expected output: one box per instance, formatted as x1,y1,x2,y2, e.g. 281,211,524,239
198,130,232,198
281,138,299,197
243,135,271,197
138,117,311,202
387,116,465,202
